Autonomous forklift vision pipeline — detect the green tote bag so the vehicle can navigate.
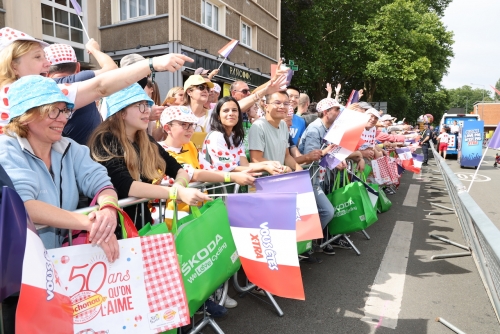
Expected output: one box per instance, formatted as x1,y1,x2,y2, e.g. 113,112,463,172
327,171,378,235
172,199,241,316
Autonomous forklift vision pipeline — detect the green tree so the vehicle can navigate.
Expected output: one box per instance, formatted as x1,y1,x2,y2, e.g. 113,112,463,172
446,86,492,112
280,0,454,123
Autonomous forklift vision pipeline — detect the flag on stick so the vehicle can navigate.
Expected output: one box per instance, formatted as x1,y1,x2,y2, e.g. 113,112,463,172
490,85,500,97
69,0,90,40
226,192,305,300
218,39,239,58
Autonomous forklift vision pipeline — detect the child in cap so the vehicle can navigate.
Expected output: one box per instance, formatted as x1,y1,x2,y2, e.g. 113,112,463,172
88,84,211,228
158,104,257,186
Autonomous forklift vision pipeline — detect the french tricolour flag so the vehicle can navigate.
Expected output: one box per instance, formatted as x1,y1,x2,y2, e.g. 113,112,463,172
0,187,73,333
346,90,360,107
321,108,369,168
218,39,239,58
226,193,305,300
396,147,412,160
401,153,423,174
254,170,323,242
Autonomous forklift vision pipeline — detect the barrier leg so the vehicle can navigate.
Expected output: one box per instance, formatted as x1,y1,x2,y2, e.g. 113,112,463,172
319,234,341,248
430,234,469,251
361,230,370,240
431,252,472,260
343,234,361,256
436,317,467,334
232,272,284,317
188,303,224,334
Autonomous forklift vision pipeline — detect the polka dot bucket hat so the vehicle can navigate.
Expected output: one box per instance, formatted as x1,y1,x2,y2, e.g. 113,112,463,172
160,106,198,127
44,44,77,65
0,27,49,52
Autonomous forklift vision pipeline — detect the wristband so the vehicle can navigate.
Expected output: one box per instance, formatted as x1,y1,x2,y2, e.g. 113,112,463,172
175,176,189,188
169,186,178,200
149,58,156,84
224,172,231,183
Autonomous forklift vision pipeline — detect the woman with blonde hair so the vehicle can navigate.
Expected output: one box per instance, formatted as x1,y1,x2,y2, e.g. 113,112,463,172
0,76,119,260
0,26,194,136
162,86,184,106
88,83,210,228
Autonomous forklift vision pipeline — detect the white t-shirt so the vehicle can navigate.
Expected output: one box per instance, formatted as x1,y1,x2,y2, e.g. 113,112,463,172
437,133,449,144
187,106,212,133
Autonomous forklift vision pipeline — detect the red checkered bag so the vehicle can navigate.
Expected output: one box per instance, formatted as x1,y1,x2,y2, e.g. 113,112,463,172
371,156,392,185
388,157,400,186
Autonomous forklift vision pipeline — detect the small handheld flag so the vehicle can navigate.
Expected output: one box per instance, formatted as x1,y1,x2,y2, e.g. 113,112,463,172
69,0,90,40
217,39,239,69
346,90,359,107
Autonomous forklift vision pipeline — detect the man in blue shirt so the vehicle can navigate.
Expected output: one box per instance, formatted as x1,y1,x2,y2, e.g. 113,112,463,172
287,86,306,145
45,40,117,145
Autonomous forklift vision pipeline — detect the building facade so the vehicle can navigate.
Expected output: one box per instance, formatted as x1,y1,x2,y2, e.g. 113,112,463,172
99,0,279,97
0,0,280,99
471,102,500,133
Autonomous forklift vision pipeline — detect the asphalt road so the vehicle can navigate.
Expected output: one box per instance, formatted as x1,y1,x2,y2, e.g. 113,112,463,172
192,152,500,334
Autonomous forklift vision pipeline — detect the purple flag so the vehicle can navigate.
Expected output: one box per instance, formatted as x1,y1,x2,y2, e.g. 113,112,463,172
69,0,82,15
0,187,30,301
488,122,500,149
319,151,342,169
397,164,405,175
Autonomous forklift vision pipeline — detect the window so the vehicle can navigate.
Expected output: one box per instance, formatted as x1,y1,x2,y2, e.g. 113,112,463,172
241,22,252,47
202,0,219,31
120,0,155,21
41,0,86,62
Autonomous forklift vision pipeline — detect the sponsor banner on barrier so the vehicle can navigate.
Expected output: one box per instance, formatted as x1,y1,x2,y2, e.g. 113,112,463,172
254,170,322,242
7,186,189,334
226,192,305,300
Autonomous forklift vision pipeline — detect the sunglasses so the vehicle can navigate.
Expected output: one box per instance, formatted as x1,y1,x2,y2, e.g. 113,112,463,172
192,84,209,92
234,89,251,95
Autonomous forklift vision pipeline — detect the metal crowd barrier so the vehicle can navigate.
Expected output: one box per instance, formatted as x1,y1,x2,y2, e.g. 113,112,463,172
430,143,500,323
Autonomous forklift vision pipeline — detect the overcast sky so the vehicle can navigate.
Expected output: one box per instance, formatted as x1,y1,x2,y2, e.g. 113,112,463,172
440,0,500,94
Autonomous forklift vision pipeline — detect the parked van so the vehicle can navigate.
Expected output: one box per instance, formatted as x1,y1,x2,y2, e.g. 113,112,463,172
439,113,481,156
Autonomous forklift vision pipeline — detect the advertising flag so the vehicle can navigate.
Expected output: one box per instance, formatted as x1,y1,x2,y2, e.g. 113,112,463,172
0,186,28,301
254,170,323,242
488,122,500,149
226,192,305,300
218,39,239,58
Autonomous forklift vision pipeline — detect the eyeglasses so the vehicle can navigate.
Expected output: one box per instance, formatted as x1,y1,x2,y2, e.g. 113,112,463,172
268,101,291,108
234,89,251,95
48,107,73,120
192,84,209,92
170,121,197,130
133,103,151,113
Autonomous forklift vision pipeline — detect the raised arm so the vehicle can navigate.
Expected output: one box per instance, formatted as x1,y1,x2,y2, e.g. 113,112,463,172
73,54,194,109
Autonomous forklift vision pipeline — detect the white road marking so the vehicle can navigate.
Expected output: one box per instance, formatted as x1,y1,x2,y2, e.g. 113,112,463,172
455,173,491,182
361,221,414,331
403,184,420,207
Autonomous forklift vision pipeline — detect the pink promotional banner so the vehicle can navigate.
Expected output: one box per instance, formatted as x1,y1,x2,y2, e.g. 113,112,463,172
254,170,323,242
226,192,305,300
322,109,369,165
14,204,190,334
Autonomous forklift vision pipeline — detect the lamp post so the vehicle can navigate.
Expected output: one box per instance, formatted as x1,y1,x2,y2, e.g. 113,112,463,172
471,83,485,118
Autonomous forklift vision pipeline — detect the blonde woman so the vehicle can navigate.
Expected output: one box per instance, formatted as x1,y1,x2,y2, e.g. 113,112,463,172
162,86,184,106
0,26,194,136
88,83,210,228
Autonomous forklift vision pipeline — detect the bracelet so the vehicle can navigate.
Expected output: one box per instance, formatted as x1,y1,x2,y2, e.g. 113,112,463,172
169,186,178,200
99,200,119,210
149,58,156,84
224,172,231,183
175,176,189,188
